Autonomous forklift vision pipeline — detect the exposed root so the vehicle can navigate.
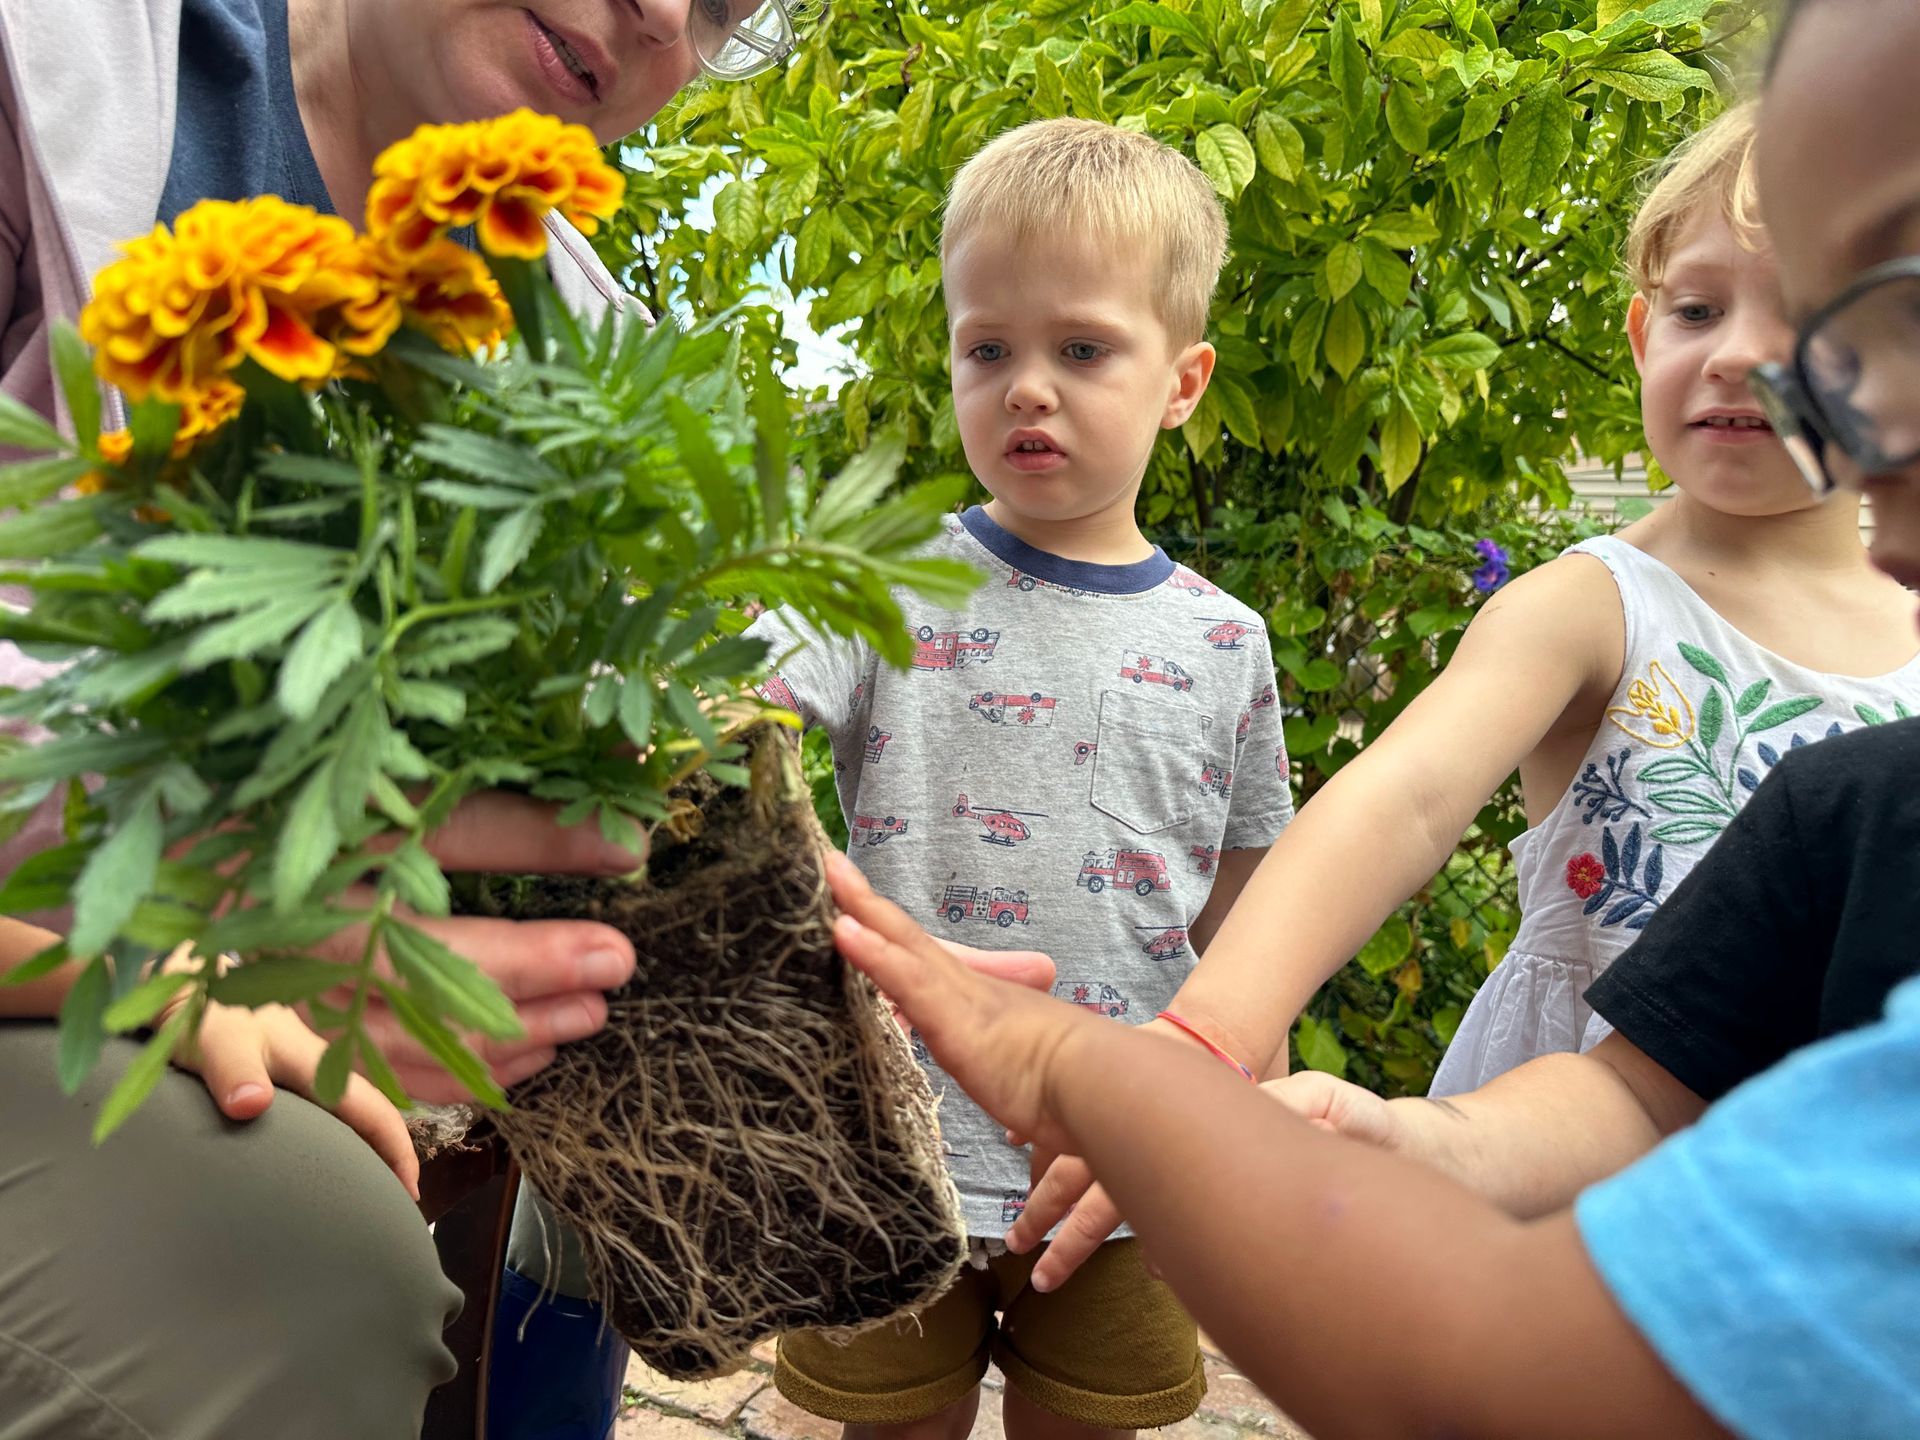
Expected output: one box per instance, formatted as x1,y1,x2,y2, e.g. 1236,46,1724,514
462,728,964,1378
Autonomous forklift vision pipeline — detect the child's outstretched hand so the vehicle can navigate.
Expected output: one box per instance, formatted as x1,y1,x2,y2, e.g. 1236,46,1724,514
827,852,1088,1157
1261,1069,1400,1149
161,987,421,1199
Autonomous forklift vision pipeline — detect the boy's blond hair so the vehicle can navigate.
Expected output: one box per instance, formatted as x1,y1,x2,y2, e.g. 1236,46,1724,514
1626,101,1765,294
941,118,1228,345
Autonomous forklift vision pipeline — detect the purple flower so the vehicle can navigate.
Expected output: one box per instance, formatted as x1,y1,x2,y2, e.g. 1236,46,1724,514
1471,538,1509,593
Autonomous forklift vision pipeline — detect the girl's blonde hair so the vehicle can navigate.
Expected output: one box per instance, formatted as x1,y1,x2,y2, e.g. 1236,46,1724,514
941,118,1229,345
1626,101,1766,294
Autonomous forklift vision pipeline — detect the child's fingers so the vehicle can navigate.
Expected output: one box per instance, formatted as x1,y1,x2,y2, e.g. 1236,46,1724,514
179,1008,276,1121
1005,1152,1096,1254
257,1013,421,1199
1029,1185,1123,1293
827,854,971,1022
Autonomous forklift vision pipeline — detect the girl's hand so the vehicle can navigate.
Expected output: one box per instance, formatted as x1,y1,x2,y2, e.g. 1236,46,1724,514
1261,1069,1400,1149
163,991,421,1199
826,852,1086,1156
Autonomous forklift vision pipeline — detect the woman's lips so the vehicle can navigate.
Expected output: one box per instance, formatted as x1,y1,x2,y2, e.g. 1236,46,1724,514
524,10,597,106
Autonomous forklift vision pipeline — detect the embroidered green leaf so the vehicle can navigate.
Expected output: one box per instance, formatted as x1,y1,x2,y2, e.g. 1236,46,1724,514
1901,702,1915,721
1637,757,1702,784
1748,697,1823,733
1734,680,1772,717
1650,819,1725,845
1697,688,1724,750
1676,642,1728,687
1648,789,1735,817
1857,703,1887,725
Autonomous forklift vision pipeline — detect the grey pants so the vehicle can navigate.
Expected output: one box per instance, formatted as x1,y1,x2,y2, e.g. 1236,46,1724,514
0,1022,462,1439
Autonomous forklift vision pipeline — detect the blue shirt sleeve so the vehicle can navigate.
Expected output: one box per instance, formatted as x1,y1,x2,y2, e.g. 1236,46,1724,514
1574,974,1920,1440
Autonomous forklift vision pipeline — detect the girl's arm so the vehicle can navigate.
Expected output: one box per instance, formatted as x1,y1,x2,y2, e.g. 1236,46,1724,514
1167,552,1624,1074
829,856,1727,1440
0,917,73,1019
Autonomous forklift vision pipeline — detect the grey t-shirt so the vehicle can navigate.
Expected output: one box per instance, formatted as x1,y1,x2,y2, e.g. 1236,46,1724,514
751,506,1293,1237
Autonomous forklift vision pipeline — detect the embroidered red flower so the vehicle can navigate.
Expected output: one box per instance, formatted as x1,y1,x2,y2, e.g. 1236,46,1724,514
1566,853,1606,900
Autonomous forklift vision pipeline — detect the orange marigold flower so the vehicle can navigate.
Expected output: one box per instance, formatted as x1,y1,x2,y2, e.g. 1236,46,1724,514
381,240,514,354
80,198,402,404
81,380,243,494
366,109,625,262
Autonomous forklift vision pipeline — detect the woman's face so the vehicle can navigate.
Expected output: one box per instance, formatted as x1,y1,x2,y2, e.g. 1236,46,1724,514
1762,0,1920,596
377,0,703,144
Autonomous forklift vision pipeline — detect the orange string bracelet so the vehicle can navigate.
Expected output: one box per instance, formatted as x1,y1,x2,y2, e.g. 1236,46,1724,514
1155,1010,1256,1082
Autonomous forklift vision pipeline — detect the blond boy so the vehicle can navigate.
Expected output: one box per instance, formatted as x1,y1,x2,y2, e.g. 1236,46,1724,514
752,120,1294,1440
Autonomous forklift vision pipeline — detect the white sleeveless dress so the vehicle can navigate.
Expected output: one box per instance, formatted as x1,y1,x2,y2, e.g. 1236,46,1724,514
1429,535,1920,1096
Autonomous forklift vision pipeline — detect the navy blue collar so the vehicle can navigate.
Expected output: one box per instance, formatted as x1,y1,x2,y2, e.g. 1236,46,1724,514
958,506,1174,596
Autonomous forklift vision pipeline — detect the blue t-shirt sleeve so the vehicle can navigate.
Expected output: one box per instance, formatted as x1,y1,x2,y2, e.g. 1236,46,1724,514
1574,975,1920,1440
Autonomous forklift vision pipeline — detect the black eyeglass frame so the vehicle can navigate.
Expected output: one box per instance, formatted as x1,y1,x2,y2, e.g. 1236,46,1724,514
1750,253,1920,497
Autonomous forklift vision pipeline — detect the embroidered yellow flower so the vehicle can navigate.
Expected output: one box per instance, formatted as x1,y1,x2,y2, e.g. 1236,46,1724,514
80,198,401,404
365,109,625,262
1607,659,1696,748
377,240,513,355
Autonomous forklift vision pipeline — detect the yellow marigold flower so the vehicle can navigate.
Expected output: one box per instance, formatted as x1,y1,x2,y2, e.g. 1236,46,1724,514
80,198,402,403
1606,659,1697,749
366,109,625,262
381,239,514,354
80,381,243,496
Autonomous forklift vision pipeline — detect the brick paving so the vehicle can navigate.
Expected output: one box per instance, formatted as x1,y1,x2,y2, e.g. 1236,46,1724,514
617,1341,1311,1440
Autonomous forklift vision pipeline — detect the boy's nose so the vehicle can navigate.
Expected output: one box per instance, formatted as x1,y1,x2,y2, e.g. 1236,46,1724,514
1004,369,1057,414
1704,309,1793,386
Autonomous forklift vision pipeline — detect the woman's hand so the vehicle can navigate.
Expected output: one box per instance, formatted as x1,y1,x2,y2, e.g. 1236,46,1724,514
827,852,1088,1156
164,989,420,1198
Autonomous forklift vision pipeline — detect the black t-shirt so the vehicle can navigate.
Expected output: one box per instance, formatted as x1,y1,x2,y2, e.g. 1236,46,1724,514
157,0,333,226
1587,717,1920,1102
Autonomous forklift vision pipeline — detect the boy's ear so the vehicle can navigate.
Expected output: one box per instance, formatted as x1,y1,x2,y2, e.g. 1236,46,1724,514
1161,341,1217,430
1626,294,1652,373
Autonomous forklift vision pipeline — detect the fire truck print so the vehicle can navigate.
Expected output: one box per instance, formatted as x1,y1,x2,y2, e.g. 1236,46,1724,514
759,674,800,713
1001,1191,1028,1224
1136,925,1190,961
936,882,1031,927
1062,982,1130,1018
1007,570,1088,597
1199,618,1255,650
910,625,1000,672
952,793,1047,847
864,726,892,763
1119,652,1194,692
1166,567,1218,597
1073,740,1098,765
970,691,1058,727
1077,848,1171,896
1199,763,1232,799
1190,843,1218,875
851,814,909,846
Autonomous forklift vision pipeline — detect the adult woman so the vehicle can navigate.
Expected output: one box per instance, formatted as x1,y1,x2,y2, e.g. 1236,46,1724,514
0,3,803,1435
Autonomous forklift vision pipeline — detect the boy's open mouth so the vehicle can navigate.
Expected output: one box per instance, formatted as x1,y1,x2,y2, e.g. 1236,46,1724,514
1005,431,1066,471
1690,414,1773,432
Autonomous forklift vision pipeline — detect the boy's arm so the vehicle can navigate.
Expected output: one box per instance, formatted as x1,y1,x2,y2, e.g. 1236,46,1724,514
830,858,1727,1440
1183,845,1263,958
1269,1033,1707,1217
1165,554,1624,1076
0,916,73,1018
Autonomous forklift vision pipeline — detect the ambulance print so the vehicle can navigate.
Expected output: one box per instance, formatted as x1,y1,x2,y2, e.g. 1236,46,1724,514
1189,843,1218,875
970,690,1058,727
911,625,1000,671
1119,651,1194,692
1060,981,1130,1018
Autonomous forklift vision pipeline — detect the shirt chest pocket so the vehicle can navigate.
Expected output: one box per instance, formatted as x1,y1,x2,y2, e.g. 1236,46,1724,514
1089,689,1213,835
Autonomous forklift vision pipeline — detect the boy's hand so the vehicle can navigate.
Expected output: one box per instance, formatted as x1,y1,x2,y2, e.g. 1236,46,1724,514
826,852,1087,1157
1007,1015,1242,1289
162,989,421,1199
307,791,644,1102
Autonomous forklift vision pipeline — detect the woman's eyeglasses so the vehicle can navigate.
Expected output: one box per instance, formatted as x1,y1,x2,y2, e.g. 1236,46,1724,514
1750,255,1920,496
688,0,806,82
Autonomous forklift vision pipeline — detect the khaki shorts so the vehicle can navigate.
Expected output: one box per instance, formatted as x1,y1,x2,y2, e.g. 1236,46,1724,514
775,1240,1203,1430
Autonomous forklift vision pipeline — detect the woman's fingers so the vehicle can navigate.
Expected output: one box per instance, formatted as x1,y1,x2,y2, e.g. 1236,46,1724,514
418,791,644,874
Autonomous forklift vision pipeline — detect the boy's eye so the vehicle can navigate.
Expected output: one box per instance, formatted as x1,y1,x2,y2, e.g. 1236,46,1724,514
1064,341,1106,362
968,342,1007,363
1674,302,1721,325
